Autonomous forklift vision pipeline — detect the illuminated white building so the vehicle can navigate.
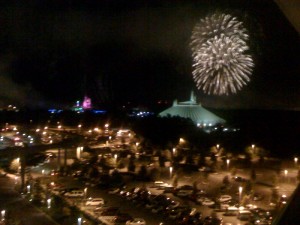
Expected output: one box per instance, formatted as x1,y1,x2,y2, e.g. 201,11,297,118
159,92,225,126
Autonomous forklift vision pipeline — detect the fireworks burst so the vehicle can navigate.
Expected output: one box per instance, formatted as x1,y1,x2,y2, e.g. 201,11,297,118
190,13,254,95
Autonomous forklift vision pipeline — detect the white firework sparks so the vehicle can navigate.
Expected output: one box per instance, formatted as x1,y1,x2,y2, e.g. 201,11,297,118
190,13,254,95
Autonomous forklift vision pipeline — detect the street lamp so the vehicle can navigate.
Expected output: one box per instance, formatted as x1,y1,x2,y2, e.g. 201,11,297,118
172,148,176,155
27,185,31,193
76,147,83,159
47,198,51,208
216,144,220,149
78,217,82,225
179,138,185,144
294,157,298,167
226,159,230,171
104,123,109,134
1,210,5,221
114,154,118,166
14,176,19,185
169,166,173,178
239,186,243,205
284,170,288,182
84,187,88,199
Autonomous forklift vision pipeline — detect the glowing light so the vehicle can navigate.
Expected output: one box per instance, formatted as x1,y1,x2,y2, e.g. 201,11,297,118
179,138,185,144
84,187,87,199
239,186,243,203
1,210,5,221
172,148,176,155
78,217,82,225
82,96,92,109
226,159,230,170
47,198,51,208
190,13,254,95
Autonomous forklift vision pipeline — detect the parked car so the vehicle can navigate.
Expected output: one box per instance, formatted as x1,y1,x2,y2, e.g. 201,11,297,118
198,166,215,173
218,195,232,202
203,216,223,225
252,193,264,201
114,213,133,224
179,211,202,225
202,199,215,206
223,210,238,216
64,190,84,197
233,176,247,182
108,187,121,194
168,206,191,218
85,197,105,206
168,200,180,209
126,218,146,225
177,185,194,190
151,205,164,213
59,187,81,195
168,209,183,220
237,210,252,221
101,207,120,216
94,206,116,214
176,189,193,197
163,186,175,193
279,194,288,205
213,202,230,212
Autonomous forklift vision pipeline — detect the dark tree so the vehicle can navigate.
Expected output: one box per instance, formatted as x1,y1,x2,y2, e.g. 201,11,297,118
223,175,230,186
128,159,136,172
138,165,148,181
250,168,257,182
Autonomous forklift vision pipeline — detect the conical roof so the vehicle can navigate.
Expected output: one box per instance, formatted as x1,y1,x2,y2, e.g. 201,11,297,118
159,92,225,125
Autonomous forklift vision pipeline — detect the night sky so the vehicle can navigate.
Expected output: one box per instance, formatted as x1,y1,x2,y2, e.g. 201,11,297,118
0,0,299,109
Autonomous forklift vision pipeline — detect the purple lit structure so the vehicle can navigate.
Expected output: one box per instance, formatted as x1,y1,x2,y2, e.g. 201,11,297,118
82,96,92,109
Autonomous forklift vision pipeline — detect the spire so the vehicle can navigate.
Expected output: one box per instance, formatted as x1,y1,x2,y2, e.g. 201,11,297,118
173,99,178,106
190,91,196,104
